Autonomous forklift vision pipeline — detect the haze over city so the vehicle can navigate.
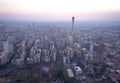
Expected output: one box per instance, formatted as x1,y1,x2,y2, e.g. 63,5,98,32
0,0,120,83
0,0,120,21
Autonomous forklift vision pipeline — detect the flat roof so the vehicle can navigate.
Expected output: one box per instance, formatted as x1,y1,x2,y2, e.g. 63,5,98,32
67,69,74,78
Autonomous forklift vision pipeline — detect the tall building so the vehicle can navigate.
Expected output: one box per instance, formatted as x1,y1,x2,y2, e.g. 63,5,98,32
0,41,10,65
3,41,9,52
90,43,93,53
67,47,73,60
72,16,75,33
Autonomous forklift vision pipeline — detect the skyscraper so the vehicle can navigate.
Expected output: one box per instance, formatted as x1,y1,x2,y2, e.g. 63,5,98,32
72,16,75,33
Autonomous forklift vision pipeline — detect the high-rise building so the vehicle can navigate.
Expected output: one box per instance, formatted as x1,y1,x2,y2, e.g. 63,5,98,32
90,43,93,53
3,41,9,52
67,47,73,60
72,16,75,33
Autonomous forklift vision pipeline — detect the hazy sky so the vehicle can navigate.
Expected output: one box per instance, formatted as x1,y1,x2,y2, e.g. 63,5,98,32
0,0,120,21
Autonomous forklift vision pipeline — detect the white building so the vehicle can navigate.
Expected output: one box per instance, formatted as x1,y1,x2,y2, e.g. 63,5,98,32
74,66,82,77
67,69,74,78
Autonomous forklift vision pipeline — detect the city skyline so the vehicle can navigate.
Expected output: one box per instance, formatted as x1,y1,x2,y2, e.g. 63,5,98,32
0,0,120,21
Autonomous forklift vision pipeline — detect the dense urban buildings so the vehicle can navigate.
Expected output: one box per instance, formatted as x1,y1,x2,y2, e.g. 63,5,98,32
0,18,120,83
